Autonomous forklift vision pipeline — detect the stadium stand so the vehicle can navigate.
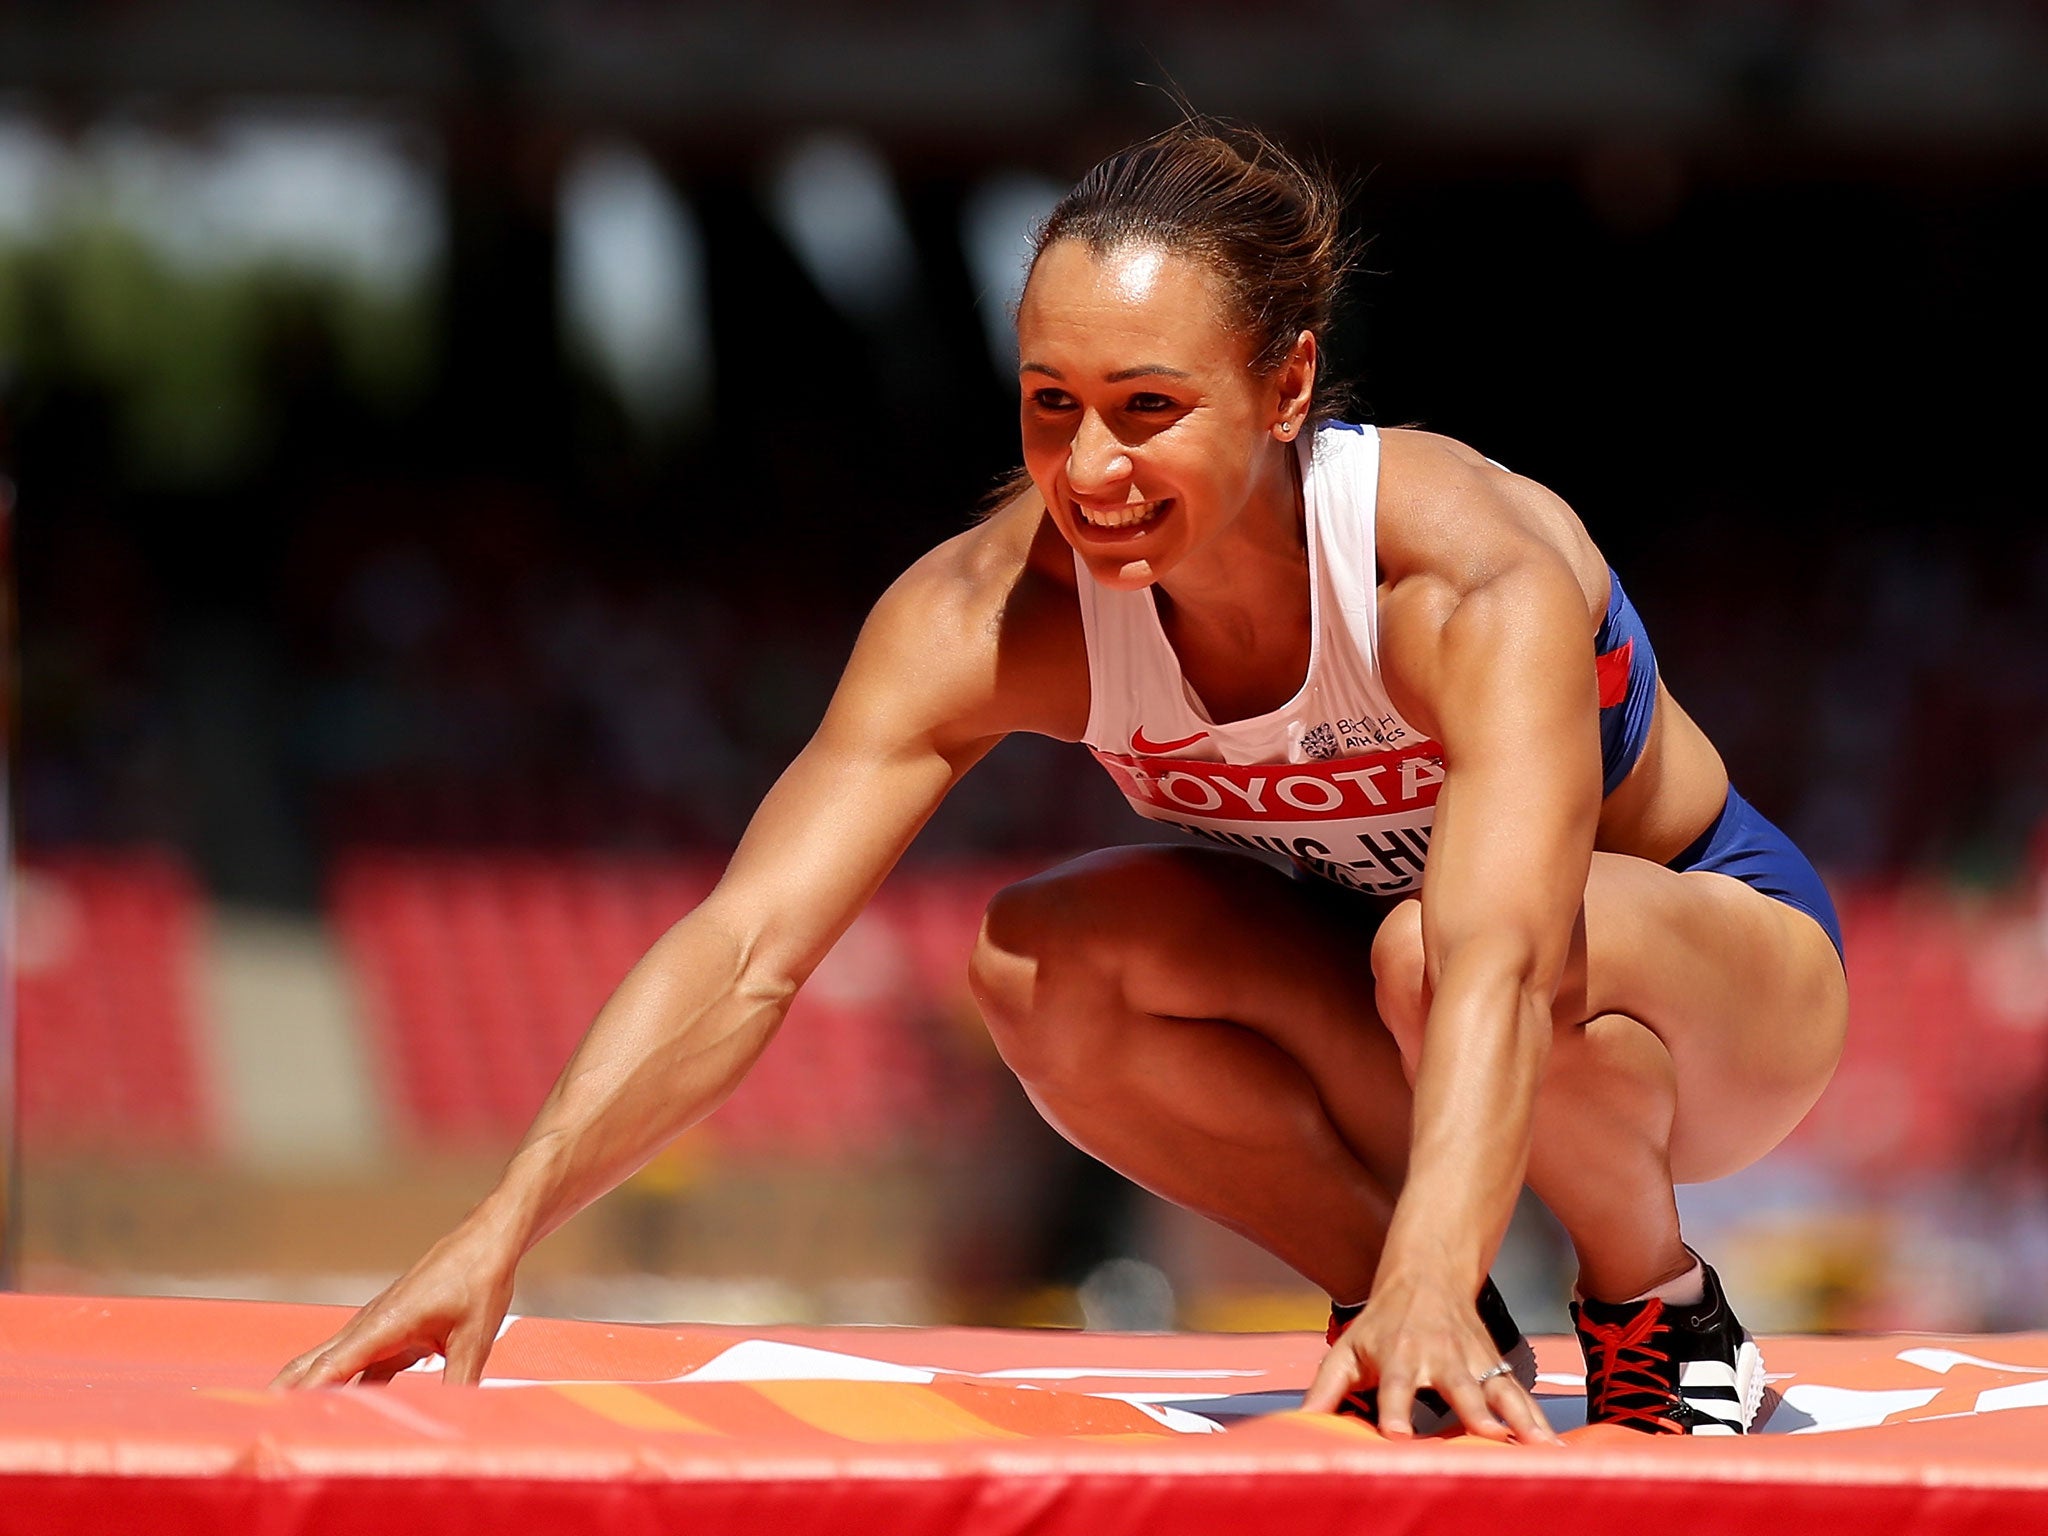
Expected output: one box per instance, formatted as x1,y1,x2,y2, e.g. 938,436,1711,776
326,853,2048,1183
14,844,2045,1185
330,854,1026,1153
1794,883,2048,1178
14,850,214,1157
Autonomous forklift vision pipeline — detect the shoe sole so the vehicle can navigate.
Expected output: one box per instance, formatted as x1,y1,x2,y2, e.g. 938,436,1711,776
1735,1334,1765,1431
1686,1333,1765,1436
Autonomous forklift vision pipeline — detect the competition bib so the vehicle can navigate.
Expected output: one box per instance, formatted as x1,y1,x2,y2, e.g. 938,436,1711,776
1087,738,1444,895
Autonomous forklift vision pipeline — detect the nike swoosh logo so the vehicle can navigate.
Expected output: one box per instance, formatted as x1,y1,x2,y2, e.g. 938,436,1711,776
1130,727,1211,754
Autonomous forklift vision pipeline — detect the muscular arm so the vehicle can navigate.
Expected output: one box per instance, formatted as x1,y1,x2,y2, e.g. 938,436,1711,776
484,573,1006,1257
1380,555,1601,1295
276,519,1063,1387
1305,436,1599,1441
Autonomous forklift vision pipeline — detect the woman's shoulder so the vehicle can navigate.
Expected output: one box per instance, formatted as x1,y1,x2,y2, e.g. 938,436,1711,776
1369,428,1613,731
859,485,1088,742
1374,427,1606,607
890,483,1078,626
960,482,1081,589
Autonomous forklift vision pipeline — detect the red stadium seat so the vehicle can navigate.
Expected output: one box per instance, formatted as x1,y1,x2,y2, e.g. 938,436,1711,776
328,854,1011,1155
15,850,214,1157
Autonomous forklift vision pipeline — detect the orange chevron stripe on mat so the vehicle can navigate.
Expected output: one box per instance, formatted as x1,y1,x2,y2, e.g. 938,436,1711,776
549,1382,724,1436
753,1380,1030,1442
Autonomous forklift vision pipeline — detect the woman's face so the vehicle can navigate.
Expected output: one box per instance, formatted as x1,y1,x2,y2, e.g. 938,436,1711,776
1015,239,1298,590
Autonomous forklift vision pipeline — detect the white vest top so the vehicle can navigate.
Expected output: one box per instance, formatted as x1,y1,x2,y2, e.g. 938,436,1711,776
1075,422,1444,896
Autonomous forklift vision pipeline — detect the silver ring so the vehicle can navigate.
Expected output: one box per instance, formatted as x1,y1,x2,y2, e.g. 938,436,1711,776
1474,1361,1514,1385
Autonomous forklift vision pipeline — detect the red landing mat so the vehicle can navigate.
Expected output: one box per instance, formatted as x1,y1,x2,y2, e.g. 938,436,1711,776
1,1294,2044,1535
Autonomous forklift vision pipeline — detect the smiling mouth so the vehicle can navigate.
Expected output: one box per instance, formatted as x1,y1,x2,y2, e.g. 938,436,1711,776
1073,498,1169,532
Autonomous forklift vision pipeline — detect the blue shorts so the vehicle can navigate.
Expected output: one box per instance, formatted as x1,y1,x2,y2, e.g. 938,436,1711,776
1667,786,1844,964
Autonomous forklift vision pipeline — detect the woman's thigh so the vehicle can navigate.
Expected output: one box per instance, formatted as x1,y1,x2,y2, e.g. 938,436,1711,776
982,841,1846,1188
1565,853,1849,1183
977,843,1412,1160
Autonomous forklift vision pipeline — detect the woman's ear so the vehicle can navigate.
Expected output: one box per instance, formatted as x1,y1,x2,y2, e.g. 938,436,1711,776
1271,329,1319,440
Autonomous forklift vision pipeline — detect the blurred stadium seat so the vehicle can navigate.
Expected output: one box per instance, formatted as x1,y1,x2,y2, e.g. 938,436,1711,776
1790,884,2048,1177
14,851,215,1157
330,854,1024,1153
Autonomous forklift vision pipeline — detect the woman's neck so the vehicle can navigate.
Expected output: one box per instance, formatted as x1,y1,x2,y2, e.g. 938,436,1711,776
1152,441,1314,720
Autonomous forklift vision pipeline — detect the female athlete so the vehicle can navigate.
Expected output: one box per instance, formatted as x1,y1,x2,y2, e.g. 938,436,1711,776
275,123,1848,1443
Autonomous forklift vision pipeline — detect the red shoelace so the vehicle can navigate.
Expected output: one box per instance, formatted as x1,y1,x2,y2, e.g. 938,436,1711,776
1579,1299,1685,1433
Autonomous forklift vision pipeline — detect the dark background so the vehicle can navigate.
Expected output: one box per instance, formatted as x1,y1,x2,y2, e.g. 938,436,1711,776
9,3,2046,906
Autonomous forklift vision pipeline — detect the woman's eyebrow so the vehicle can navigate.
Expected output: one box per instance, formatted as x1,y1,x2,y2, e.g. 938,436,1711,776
1017,362,1193,382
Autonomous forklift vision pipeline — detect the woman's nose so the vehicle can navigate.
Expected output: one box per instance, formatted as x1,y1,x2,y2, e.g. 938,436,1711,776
1067,413,1132,494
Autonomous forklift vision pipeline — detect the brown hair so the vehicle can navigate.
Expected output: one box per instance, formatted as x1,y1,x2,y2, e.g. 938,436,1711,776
1028,119,1357,427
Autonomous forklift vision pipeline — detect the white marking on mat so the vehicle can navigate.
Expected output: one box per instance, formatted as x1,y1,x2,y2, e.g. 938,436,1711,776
1783,1385,1940,1433
673,1340,936,1384
1975,1380,2048,1413
1897,1347,2048,1376
1093,1390,1244,1405
1122,1400,1225,1433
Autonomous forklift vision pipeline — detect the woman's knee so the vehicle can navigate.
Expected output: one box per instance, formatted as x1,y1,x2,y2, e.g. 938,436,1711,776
968,853,1146,1087
971,846,1209,982
1370,895,1598,1058
967,874,1057,1026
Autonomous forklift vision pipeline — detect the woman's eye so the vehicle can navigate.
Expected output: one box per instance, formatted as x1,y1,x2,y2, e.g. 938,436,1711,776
1029,389,1075,411
1126,393,1178,413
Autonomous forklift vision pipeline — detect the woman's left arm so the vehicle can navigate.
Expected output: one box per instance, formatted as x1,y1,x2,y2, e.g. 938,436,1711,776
1304,545,1599,1443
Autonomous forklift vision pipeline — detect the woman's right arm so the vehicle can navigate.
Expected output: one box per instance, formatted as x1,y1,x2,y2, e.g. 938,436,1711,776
273,525,1050,1388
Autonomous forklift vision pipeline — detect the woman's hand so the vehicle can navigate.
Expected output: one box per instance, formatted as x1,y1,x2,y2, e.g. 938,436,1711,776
1300,1271,1558,1445
270,1219,521,1389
